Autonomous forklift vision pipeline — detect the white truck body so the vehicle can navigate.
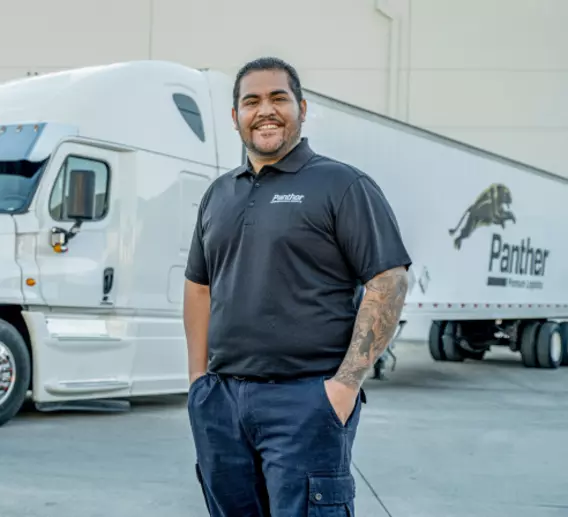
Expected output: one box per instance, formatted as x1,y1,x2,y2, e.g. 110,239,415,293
307,92,568,316
305,90,568,371
0,60,566,426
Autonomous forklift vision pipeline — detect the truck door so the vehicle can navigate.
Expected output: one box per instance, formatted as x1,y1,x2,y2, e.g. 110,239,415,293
34,142,119,309
30,141,135,400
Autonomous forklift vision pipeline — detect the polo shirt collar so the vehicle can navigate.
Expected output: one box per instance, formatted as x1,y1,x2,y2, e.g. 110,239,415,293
233,137,314,178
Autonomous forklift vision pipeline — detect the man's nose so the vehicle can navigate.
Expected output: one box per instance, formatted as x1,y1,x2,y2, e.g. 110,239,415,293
257,100,276,116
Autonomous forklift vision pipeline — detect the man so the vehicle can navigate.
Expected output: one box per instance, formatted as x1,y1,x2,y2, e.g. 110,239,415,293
184,56,411,516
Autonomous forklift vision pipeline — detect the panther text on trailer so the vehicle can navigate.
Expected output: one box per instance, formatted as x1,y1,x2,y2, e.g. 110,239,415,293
489,233,550,277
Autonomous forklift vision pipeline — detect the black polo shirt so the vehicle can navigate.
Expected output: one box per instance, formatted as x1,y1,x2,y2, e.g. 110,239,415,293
185,138,412,379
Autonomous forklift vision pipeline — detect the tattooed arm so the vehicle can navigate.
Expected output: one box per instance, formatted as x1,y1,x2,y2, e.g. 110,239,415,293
335,266,409,390
323,266,408,423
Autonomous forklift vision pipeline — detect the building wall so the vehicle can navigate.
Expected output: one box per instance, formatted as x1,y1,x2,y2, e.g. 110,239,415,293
0,0,565,177
0,0,152,80
0,0,398,116
408,0,568,178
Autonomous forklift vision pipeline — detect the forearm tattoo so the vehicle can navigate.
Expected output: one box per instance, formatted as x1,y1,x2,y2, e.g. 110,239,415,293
334,267,409,390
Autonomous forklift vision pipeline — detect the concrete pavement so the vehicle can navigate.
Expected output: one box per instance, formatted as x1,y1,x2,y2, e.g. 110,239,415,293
1,341,567,516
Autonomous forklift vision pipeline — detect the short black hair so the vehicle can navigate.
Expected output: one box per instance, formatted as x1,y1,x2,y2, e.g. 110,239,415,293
233,57,303,111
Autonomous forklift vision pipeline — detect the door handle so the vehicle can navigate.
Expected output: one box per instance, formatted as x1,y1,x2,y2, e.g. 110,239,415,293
103,267,114,296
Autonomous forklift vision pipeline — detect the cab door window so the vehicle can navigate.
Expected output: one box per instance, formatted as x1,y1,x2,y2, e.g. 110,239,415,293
49,155,110,221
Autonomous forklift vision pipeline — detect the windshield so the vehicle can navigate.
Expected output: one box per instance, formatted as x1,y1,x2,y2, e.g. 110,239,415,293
0,159,48,213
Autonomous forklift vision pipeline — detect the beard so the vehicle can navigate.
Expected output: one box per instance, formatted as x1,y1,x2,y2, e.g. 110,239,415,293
238,117,302,158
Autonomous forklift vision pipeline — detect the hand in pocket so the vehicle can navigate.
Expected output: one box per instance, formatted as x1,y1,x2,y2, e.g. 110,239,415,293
323,378,359,426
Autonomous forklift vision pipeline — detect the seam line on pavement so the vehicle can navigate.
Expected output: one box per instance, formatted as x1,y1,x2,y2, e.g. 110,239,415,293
352,461,394,517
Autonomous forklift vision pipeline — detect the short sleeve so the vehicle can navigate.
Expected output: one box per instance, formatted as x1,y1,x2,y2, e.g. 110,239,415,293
335,175,412,284
185,201,209,285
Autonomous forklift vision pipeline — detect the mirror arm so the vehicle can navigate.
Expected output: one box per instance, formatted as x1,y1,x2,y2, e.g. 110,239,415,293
66,219,83,240
51,219,84,253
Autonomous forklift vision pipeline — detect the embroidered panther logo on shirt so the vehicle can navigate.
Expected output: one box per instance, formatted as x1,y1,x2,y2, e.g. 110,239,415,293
270,193,305,204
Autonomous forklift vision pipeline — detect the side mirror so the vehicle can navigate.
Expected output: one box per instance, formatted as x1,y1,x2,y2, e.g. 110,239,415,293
50,169,97,253
66,169,96,220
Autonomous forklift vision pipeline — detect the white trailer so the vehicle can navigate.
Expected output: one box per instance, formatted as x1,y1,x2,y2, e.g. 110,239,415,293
306,90,568,371
0,61,566,427
306,94,568,368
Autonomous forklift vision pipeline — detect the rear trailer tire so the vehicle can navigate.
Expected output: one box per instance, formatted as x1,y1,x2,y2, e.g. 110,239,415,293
441,322,465,362
0,319,31,427
536,321,562,369
558,322,568,366
520,321,541,368
428,321,447,361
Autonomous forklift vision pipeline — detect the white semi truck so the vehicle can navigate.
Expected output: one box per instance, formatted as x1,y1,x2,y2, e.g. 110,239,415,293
0,60,566,427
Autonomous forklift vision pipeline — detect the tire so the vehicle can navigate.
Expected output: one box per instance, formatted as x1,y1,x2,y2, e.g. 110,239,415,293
441,322,465,362
520,321,541,368
558,322,568,366
535,321,562,369
0,319,31,427
428,321,446,361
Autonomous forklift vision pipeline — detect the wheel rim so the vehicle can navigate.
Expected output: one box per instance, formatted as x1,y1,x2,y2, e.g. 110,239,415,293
0,341,17,405
551,332,562,363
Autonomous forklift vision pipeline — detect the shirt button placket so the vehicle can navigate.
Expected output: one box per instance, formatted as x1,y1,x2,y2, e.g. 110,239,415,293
244,179,259,226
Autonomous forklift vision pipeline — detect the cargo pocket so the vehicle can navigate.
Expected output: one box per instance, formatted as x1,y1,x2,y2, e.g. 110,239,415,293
307,473,356,516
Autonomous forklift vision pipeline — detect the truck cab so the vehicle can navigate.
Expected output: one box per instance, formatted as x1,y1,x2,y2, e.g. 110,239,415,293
0,121,120,425
0,61,242,426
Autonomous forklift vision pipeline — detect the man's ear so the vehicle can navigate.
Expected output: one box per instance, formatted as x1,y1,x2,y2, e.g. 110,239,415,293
300,99,307,123
231,107,238,130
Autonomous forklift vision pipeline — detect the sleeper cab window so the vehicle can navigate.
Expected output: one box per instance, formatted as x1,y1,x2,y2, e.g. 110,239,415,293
49,155,110,221
173,93,206,142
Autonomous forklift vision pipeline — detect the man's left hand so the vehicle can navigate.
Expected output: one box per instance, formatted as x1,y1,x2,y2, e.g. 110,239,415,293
323,377,359,426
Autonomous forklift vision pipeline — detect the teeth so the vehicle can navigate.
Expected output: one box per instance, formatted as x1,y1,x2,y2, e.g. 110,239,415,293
257,124,278,130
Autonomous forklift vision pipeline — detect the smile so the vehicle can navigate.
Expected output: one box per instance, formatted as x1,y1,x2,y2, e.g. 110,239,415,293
255,124,280,130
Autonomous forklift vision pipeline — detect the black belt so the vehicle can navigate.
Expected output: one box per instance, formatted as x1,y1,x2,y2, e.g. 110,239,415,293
224,374,367,404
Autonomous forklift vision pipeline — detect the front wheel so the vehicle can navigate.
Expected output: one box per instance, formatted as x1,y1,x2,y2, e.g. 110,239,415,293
0,319,31,427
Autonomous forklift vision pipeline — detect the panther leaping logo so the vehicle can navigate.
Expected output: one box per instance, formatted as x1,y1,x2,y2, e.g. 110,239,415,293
449,183,516,250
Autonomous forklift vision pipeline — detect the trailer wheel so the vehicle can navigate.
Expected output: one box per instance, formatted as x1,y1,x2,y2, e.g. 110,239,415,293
441,322,465,362
520,321,540,368
0,319,31,427
428,321,446,361
558,322,568,366
535,321,562,369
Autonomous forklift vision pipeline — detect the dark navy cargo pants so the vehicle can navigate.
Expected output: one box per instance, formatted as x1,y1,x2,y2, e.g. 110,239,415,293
188,373,364,516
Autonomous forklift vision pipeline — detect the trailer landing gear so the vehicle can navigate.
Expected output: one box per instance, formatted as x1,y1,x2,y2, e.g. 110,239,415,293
428,319,566,369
